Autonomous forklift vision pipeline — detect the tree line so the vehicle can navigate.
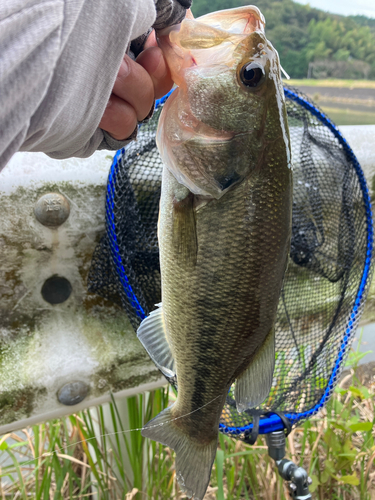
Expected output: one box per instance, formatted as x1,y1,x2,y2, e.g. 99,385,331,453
191,0,375,79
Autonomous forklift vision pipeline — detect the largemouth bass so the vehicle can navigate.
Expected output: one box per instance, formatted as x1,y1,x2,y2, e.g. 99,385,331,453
137,6,292,499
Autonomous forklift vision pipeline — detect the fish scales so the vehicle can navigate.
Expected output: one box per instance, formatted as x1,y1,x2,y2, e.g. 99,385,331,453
137,6,292,499
160,135,291,432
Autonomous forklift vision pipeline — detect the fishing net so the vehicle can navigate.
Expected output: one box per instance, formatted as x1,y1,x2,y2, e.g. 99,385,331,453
88,85,373,439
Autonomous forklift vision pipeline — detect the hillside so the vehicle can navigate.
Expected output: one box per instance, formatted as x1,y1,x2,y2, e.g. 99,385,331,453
191,0,375,79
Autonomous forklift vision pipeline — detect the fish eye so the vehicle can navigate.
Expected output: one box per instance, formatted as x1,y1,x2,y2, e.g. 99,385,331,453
239,62,265,88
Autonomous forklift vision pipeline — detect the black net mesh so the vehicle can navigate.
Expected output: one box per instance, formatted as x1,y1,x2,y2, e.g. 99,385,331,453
88,86,373,437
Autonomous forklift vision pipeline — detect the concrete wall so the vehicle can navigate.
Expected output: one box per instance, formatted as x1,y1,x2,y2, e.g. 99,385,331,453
0,150,164,434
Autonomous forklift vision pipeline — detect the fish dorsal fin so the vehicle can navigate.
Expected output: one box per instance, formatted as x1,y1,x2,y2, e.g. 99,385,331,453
235,327,275,412
137,304,176,379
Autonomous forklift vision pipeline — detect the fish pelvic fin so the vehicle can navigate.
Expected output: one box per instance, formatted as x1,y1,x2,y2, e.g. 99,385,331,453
142,406,217,500
235,327,275,412
172,190,197,266
137,304,176,379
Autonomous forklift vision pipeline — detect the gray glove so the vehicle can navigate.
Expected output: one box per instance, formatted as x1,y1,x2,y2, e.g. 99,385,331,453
130,0,192,57
153,0,192,30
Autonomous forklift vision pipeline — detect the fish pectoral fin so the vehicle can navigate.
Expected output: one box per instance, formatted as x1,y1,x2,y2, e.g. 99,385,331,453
137,304,176,379
142,406,217,500
235,327,275,412
172,190,197,266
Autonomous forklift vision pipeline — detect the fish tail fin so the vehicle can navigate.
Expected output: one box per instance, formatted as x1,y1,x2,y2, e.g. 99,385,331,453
142,406,217,499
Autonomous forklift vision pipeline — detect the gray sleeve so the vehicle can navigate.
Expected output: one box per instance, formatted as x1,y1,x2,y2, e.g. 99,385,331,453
0,0,156,171
0,1,64,170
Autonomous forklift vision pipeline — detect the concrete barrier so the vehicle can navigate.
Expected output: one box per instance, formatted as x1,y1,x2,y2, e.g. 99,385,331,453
0,151,164,434
340,126,375,324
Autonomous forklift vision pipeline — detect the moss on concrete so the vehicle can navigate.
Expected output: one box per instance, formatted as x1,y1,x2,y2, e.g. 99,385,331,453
0,387,47,425
92,361,161,396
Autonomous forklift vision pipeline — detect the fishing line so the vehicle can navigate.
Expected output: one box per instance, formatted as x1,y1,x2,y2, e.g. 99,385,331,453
280,65,290,80
19,394,222,466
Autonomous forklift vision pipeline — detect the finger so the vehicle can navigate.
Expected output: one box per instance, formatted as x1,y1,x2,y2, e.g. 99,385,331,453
136,46,173,99
99,94,137,141
144,29,157,49
112,55,154,121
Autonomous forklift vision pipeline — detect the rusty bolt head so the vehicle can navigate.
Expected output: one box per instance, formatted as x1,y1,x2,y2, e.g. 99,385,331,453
57,381,89,406
34,193,70,227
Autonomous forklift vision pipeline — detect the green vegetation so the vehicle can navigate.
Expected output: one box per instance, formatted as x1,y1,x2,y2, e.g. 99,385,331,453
0,389,172,499
191,0,375,80
1,345,375,498
288,79,375,89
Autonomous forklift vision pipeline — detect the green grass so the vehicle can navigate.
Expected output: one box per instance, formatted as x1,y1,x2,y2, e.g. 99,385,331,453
286,79,375,89
1,343,375,499
0,389,173,499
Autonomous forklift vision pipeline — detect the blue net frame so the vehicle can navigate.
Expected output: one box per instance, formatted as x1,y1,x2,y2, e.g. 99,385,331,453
103,87,373,436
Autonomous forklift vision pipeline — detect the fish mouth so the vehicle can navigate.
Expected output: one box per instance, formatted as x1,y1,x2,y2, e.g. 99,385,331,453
177,110,235,144
181,117,253,148
157,23,180,38
195,6,265,34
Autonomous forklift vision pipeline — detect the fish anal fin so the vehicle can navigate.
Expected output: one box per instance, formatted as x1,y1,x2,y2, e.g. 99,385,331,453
142,406,217,500
137,304,176,379
235,328,275,412
172,191,197,266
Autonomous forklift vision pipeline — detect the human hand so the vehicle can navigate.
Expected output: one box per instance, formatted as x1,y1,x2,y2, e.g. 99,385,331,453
99,31,173,141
